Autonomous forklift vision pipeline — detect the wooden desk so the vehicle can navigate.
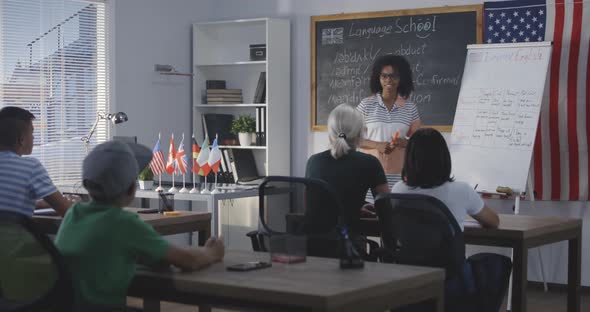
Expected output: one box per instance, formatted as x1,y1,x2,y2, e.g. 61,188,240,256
358,214,583,312
129,250,445,312
32,208,212,246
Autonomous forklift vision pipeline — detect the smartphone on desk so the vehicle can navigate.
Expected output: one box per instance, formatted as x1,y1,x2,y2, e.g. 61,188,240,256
226,261,271,272
137,208,159,214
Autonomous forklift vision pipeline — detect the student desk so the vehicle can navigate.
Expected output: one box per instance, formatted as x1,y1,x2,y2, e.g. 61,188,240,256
128,250,445,312
32,208,212,246
358,214,583,312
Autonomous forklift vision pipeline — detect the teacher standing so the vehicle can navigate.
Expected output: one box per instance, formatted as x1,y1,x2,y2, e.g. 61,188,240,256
357,55,421,192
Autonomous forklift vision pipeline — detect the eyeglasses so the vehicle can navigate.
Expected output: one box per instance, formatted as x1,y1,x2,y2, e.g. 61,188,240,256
380,73,400,81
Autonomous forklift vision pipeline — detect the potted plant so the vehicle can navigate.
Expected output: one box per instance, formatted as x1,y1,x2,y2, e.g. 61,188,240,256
137,166,154,190
231,115,256,146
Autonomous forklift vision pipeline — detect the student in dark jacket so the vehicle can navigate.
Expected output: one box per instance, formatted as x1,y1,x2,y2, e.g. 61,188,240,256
306,104,389,240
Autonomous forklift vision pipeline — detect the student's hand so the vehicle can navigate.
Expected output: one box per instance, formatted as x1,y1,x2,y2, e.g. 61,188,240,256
64,194,82,205
376,142,394,154
205,236,225,261
360,203,376,217
35,199,51,209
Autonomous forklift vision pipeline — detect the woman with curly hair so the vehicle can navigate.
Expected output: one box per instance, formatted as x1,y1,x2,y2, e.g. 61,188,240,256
357,54,421,194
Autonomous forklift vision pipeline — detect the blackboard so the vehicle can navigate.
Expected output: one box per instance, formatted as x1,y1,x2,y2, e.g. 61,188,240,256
311,5,482,131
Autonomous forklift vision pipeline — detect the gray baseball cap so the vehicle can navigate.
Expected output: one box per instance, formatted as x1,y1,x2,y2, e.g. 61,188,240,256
82,140,152,199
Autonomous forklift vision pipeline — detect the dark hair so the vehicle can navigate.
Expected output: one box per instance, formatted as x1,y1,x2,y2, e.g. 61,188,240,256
369,54,414,98
402,128,454,188
0,106,35,147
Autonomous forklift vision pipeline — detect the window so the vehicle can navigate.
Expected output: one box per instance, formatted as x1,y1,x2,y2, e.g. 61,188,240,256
0,0,109,185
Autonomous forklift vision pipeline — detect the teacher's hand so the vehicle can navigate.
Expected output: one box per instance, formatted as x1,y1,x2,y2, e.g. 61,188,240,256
376,142,394,154
393,137,408,148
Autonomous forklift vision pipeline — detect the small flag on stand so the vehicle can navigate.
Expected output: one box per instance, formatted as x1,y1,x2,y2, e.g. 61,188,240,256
176,134,189,175
208,137,222,174
191,134,201,174
150,136,166,175
197,135,211,176
165,134,176,175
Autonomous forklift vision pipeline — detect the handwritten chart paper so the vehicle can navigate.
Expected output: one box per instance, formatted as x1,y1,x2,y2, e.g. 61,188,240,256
450,43,551,193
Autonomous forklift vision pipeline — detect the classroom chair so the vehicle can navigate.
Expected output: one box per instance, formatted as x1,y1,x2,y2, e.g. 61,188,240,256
374,193,512,312
247,176,378,259
0,210,73,312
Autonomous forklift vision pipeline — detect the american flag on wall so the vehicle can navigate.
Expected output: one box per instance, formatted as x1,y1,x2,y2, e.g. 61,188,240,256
484,0,590,200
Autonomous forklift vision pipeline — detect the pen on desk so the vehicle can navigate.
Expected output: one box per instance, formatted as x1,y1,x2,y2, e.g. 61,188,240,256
474,184,478,190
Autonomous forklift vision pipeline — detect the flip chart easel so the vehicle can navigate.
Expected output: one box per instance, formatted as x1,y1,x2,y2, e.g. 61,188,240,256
450,42,553,311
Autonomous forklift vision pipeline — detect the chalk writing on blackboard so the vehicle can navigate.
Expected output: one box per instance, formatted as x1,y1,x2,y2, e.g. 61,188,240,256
311,6,483,131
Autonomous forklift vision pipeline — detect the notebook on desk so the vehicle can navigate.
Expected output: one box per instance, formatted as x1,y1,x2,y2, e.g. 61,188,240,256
34,208,57,216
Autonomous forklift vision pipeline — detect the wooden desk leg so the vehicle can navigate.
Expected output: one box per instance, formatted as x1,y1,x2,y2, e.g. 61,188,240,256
568,233,581,312
143,298,160,312
511,242,527,312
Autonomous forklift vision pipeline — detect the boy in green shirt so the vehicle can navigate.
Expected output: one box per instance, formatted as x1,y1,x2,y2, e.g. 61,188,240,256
55,141,224,310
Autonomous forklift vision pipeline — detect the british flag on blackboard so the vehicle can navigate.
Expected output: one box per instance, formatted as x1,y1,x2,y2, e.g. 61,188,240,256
322,27,343,45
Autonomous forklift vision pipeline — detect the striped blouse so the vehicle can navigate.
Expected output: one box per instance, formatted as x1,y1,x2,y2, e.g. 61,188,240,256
357,94,420,142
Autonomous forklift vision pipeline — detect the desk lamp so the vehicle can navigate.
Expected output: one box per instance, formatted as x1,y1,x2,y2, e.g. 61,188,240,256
81,111,128,154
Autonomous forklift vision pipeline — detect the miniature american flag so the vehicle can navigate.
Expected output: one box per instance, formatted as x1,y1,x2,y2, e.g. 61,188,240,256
149,136,166,175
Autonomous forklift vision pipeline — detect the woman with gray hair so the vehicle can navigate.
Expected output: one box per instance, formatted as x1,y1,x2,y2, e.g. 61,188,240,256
305,104,388,239
327,103,365,159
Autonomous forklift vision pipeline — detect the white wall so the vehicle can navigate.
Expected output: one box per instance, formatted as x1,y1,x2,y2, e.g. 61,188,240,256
111,0,589,285
111,0,214,149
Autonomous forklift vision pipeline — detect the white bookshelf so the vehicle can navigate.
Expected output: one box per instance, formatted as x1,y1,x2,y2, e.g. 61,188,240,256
192,18,291,179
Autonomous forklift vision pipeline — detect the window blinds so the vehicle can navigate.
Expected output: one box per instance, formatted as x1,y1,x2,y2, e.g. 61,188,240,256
0,0,109,186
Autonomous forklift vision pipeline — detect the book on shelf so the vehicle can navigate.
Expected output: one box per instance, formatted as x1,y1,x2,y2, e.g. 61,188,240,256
207,96,243,101
253,72,266,104
207,94,243,99
206,89,242,95
261,107,266,145
207,102,243,104
221,149,235,183
202,114,236,145
206,80,226,89
255,107,266,146
225,149,239,184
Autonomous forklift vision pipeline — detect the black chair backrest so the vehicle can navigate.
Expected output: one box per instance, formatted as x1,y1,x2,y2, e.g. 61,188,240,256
375,193,465,279
257,176,346,258
0,210,73,312
258,176,345,235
